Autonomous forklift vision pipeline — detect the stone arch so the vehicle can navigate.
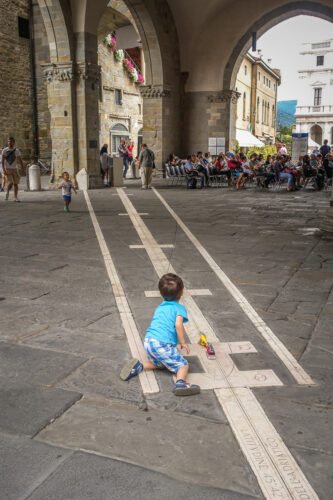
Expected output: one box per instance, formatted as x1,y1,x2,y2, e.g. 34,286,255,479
310,124,323,145
223,1,333,91
36,0,73,62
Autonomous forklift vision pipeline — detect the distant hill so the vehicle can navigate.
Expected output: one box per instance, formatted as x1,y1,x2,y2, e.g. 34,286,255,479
277,100,297,128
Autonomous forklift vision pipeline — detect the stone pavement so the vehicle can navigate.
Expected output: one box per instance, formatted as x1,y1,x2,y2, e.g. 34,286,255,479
0,180,332,499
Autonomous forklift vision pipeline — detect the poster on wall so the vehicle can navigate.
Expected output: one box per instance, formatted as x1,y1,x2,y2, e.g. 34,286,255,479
291,133,308,165
208,137,225,156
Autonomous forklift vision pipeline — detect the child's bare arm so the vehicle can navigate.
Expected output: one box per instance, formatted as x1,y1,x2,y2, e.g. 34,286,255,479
57,183,64,190
72,186,77,194
176,316,190,354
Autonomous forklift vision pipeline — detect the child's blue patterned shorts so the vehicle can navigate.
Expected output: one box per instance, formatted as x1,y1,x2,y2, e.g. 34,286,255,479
144,337,188,373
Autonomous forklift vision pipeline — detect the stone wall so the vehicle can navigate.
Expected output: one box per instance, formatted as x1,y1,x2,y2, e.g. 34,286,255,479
0,0,33,163
32,0,51,161
99,41,143,159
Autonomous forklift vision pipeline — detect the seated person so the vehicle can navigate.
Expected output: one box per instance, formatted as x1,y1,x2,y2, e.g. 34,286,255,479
284,155,301,188
204,152,213,164
196,151,209,185
251,153,275,187
236,156,253,189
213,154,231,185
273,156,294,191
185,154,204,188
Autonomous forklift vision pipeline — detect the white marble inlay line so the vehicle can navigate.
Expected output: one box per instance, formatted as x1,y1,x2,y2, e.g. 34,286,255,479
119,213,148,216
130,244,175,249
83,191,159,395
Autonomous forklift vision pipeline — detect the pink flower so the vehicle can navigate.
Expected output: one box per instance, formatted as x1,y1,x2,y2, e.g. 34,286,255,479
137,73,145,84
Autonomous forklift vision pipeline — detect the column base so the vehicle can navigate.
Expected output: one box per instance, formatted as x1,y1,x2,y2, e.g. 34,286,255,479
320,206,333,236
88,174,104,189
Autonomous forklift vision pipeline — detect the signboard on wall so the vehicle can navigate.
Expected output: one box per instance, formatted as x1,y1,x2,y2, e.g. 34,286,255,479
292,133,308,164
208,137,225,156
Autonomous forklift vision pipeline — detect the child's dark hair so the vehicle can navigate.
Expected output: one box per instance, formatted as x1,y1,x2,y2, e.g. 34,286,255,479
62,171,69,178
158,273,184,301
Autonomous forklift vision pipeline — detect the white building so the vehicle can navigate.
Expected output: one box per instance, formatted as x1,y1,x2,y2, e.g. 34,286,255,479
295,38,333,148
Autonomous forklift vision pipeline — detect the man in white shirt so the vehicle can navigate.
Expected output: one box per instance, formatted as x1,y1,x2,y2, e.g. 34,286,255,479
2,137,24,201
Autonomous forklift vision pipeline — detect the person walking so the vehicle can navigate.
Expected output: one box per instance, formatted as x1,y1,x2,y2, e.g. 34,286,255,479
138,143,155,189
2,137,24,202
100,144,111,186
118,139,129,179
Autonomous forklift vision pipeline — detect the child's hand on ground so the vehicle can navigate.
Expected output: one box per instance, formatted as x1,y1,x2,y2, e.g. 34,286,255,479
180,343,190,355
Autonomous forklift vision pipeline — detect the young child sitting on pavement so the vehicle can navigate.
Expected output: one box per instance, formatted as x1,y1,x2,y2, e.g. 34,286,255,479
120,273,200,396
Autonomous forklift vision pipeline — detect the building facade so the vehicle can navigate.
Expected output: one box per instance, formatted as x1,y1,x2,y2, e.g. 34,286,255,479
235,54,280,146
295,38,333,146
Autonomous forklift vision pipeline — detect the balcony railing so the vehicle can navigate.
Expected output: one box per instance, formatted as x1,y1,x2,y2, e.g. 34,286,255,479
295,105,333,115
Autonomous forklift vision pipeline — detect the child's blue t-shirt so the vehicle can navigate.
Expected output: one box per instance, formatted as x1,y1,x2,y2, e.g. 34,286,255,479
145,301,188,346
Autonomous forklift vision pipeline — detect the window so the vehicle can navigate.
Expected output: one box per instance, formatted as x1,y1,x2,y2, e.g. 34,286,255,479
244,65,247,75
268,80,271,88
317,55,324,66
262,100,265,123
18,17,30,39
243,93,246,120
272,105,275,127
312,42,330,49
314,88,322,106
111,123,129,155
115,89,122,105
256,97,260,123
258,72,261,81
138,103,142,114
267,103,270,125
137,128,143,156
263,76,266,85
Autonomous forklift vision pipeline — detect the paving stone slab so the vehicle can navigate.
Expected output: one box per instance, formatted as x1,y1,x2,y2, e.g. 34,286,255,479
56,357,142,404
0,381,81,436
36,396,261,497
0,433,72,500
0,343,86,385
29,450,260,500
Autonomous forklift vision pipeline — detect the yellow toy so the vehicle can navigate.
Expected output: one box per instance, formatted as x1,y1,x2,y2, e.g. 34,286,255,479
198,334,208,347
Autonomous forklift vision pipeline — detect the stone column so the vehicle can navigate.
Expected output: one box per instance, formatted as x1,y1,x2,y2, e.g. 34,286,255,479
42,62,78,186
140,84,177,172
75,61,102,188
181,89,240,155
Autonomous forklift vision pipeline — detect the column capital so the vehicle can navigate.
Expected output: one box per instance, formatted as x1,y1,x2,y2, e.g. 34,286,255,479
208,90,241,104
76,62,101,83
139,84,171,99
41,62,75,83
41,62,101,84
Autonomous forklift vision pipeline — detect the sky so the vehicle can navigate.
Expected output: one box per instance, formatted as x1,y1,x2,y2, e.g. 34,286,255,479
249,16,333,102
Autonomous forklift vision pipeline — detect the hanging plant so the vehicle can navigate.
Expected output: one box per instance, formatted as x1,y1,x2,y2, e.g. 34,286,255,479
114,49,124,62
104,33,116,52
123,58,138,82
137,73,145,84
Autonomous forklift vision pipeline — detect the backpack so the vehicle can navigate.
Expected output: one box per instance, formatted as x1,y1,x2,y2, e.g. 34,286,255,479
187,177,197,189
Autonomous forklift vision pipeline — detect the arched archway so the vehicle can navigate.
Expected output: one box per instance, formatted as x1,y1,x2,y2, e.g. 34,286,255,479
36,0,181,184
310,124,323,145
223,2,333,92
219,2,333,151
